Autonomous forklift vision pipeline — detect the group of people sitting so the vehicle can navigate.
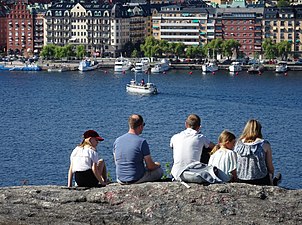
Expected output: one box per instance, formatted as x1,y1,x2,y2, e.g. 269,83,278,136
67,114,281,188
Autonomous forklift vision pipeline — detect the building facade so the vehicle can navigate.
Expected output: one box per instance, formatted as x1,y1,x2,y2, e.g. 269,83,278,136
263,6,302,54
215,7,263,57
6,0,34,56
152,5,210,46
0,5,7,54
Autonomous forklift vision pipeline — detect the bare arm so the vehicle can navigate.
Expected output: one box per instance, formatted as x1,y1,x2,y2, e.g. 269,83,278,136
67,163,73,187
92,162,106,186
144,155,161,171
263,142,274,184
208,141,215,149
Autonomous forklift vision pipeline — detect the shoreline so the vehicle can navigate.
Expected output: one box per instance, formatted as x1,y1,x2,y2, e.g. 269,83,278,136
1,59,302,72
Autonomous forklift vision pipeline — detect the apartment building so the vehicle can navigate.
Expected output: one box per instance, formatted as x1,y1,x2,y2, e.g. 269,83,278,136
45,1,138,57
127,4,152,44
215,7,263,57
0,5,7,54
263,6,302,54
110,3,130,56
6,0,34,56
152,5,210,46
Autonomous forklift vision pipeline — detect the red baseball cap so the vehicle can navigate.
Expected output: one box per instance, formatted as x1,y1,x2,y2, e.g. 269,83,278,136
83,130,104,141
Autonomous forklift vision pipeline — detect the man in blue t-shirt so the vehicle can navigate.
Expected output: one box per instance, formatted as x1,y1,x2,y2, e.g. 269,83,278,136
113,114,163,184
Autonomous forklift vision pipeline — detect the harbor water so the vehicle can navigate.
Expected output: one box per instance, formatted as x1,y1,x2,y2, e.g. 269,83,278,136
0,69,301,189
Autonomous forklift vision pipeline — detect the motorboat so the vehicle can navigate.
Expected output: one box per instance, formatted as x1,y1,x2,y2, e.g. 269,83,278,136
126,73,158,95
0,64,42,71
114,56,132,72
78,59,98,71
229,61,242,72
248,64,265,74
202,62,218,72
151,59,170,73
132,57,150,73
275,62,288,73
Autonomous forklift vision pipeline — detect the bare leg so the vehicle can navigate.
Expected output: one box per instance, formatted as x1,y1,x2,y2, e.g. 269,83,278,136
97,159,107,184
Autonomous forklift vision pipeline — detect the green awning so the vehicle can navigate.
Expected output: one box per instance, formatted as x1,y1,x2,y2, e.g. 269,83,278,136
200,32,206,35
296,40,300,43
192,20,199,23
288,40,292,42
153,26,159,28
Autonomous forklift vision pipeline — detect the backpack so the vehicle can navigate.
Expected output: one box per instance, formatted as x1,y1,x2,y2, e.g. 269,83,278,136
179,161,223,184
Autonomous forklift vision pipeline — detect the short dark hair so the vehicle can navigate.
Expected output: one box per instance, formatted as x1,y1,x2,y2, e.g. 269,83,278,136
128,114,144,129
186,114,201,130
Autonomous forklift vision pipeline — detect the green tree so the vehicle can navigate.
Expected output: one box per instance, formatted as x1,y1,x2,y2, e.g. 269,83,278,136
276,41,291,60
76,45,86,59
221,39,241,59
277,0,290,7
173,42,186,58
131,49,139,58
140,36,160,57
64,44,75,58
262,38,277,60
40,44,56,59
204,39,223,60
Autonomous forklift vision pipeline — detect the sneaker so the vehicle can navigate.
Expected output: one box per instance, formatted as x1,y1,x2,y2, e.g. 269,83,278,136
273,172,282,186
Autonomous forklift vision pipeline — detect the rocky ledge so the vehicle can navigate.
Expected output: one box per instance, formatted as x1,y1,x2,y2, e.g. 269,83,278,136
0,183,301,225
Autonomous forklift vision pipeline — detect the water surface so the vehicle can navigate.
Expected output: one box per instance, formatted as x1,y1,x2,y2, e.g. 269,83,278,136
0,69,301,189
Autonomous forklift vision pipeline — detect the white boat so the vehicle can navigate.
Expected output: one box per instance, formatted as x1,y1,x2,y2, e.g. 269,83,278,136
151,59,170,73
275,62,288,73
229,62,242,72
132,57,150,73
202,62,219,72
78,59,98,71
126,73,158,95
114,56,132,72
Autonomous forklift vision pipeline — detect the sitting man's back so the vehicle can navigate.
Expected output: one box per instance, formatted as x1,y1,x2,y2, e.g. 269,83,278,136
170,114,214,180
113,114,163,184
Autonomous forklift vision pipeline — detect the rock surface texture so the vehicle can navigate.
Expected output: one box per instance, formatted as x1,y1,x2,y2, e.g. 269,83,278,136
0,183,301,225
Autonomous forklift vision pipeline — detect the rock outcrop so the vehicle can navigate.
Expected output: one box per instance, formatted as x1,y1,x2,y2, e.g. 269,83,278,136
0,182,301,225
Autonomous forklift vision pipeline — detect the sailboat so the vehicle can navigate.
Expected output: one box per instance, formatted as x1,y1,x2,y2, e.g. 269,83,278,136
126,72,158,95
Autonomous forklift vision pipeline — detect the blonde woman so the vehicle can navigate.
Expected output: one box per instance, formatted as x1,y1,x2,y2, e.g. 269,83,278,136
208,130,237,182
234,119,276,185
68,130,107,187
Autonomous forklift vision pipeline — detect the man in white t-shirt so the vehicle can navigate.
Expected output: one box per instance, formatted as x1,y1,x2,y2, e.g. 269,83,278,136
170,114,215,180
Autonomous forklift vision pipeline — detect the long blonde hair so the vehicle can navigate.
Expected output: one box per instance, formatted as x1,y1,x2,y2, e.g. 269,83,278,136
239,119,263,143
78,138,93,148
210,130,236,155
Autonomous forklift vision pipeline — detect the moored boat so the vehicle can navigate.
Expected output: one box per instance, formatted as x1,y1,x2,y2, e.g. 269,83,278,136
229,61,242,72
0,64,42,71
151,58,170,73
248,64,265,74
114,56,132,72
275,62,288,73
132,57,150,73
78,59,99,71
202,62,218,72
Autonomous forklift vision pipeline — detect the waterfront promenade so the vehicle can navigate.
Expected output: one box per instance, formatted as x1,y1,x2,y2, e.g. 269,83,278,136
2,58,302,71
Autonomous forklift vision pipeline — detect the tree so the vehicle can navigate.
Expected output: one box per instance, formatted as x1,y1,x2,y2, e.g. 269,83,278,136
76,45,86,59
204,39,223,60
262,38,277,60
40,44,56,59
140,36,160,57
277,0,290,7
276,41,291,60
222,39,241,59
